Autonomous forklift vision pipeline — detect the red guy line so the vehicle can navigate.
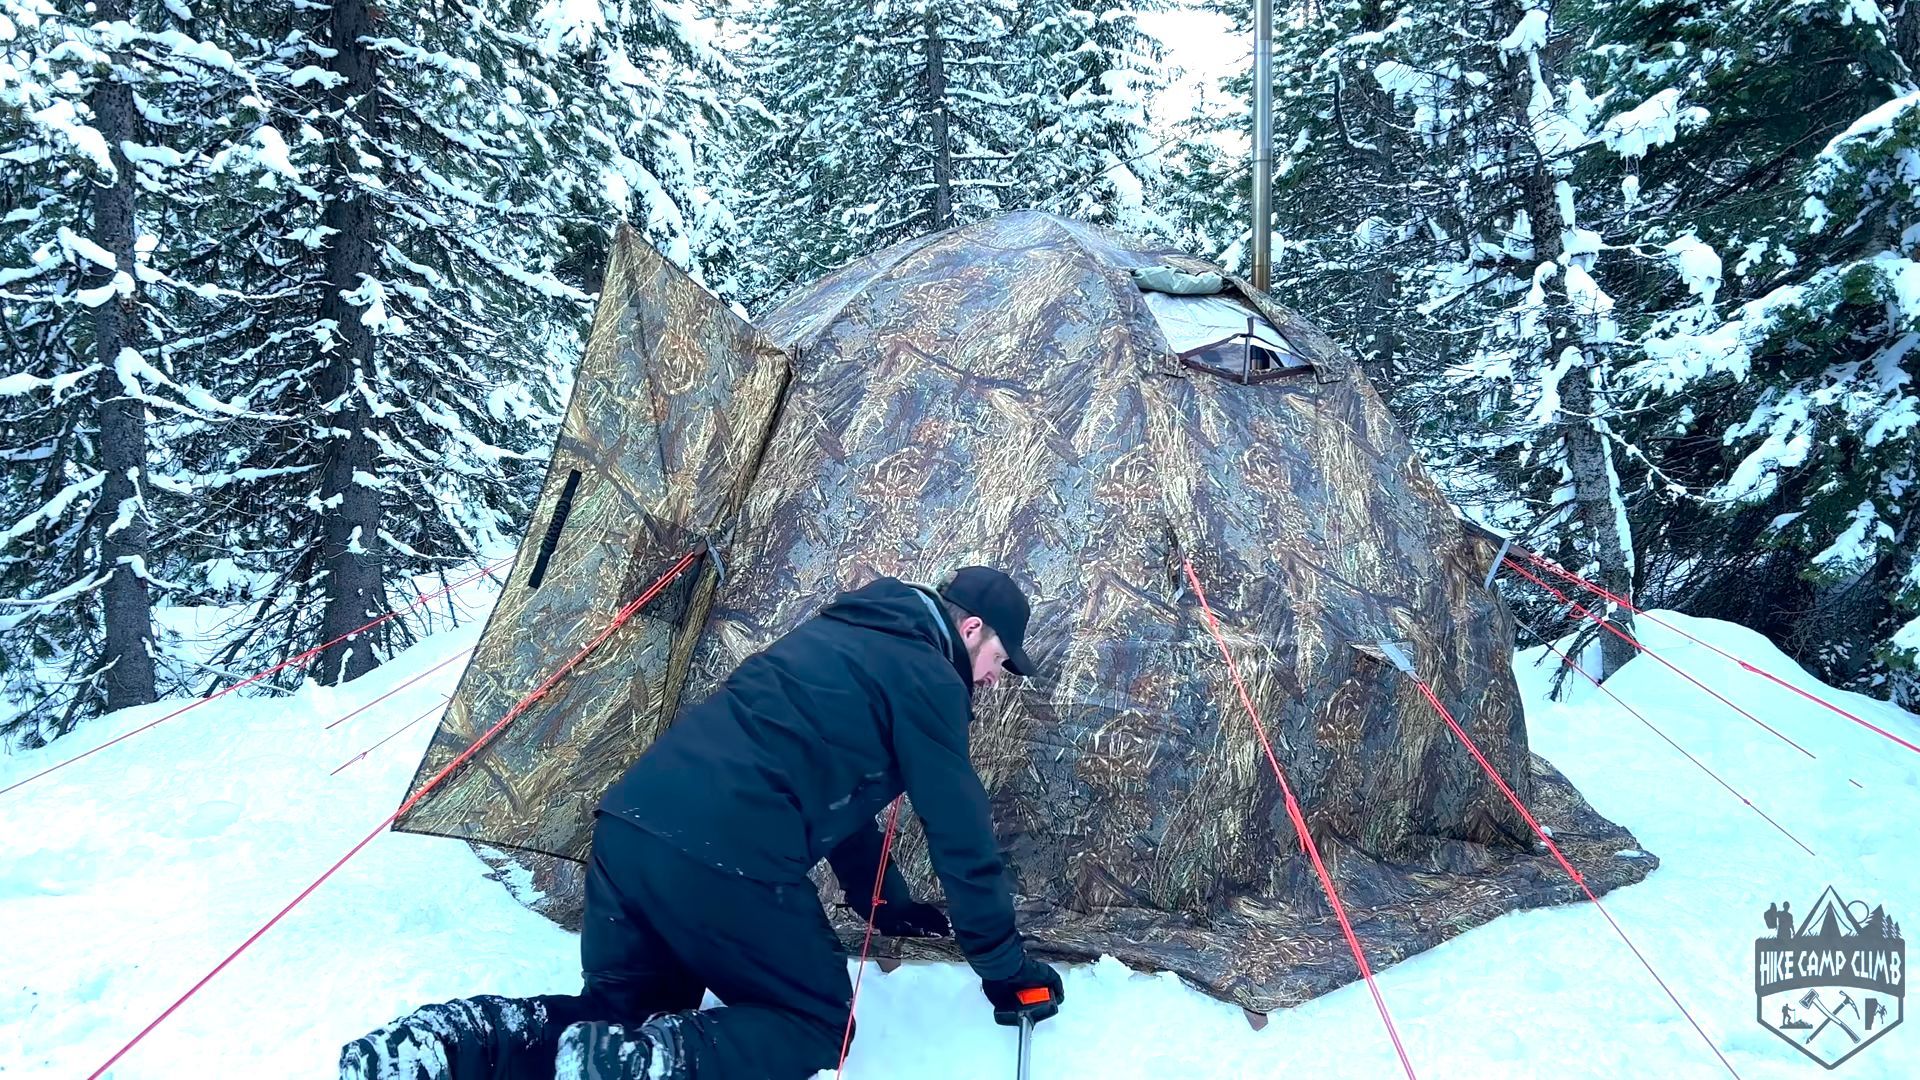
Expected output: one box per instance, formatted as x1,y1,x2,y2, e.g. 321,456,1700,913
1512,618,1815,858
1183,558,1419,1080
323,647,474,730
83,549,702,1080
1404,673,1742,1078
2,557,512,798
1520,551,1920,756
837,796,904,1078
1502,558,1816,760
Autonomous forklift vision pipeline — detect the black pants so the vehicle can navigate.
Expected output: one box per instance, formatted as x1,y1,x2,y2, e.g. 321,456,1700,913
530,813,854,1079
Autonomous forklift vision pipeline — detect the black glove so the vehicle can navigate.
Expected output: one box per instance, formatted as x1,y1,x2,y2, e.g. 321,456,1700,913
860,899,952,939
982,957,1064,1026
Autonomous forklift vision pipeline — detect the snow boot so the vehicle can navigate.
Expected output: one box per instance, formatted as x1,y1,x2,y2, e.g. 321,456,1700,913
339,995,553,1080
553,1012,693,1080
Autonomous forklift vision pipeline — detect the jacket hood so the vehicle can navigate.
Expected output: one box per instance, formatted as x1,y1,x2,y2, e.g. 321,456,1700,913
820,578,973,694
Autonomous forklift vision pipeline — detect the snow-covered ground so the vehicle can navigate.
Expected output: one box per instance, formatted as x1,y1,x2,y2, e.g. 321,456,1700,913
2,592,1916,1078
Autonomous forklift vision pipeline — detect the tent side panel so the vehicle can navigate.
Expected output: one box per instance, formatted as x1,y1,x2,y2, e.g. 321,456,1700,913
1139,336,1531,897
394,225,790,859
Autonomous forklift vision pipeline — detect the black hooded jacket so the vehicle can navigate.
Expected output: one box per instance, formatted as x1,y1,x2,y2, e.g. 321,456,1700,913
597,577,1025,980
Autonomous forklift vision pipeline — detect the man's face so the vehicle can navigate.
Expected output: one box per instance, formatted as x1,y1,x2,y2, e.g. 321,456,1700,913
959,616,1009,689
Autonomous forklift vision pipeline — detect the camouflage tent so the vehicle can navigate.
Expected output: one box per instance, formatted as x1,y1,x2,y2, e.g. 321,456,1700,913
396,212,1651,1012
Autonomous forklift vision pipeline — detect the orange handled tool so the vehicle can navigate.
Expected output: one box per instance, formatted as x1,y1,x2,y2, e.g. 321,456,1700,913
1009,986,1055,1080
993,984,1059,1026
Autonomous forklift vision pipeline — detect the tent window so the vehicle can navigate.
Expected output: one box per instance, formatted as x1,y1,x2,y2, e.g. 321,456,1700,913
1140,291,1312,385
1181,337,1294,382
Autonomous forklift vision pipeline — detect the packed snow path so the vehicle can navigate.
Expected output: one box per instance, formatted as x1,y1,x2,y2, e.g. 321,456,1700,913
2,606,1915,1077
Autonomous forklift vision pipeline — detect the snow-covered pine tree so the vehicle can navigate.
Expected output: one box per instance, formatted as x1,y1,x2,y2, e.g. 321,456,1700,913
83,0,158,714
1592,0,1920,703
0,0,100,741
1019,0,1172,238
531,0,743,295
738,0,1034,305
159,0,737,690
1472,0,1645,677
739,0,1178,305
0,0,267,741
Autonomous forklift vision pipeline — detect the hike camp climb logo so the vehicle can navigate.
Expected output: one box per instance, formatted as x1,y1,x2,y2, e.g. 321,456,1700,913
1754,887,1904,1069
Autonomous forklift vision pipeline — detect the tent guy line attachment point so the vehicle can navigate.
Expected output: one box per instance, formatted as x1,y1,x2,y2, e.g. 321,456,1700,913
1484,534,1513,591
1375,639,1416,676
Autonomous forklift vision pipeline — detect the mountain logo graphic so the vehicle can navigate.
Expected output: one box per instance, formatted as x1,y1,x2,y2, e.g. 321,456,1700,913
1755,886,1904,1069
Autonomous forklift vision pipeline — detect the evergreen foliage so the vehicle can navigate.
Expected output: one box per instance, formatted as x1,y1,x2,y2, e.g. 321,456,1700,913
1166,0,1920,700
8,0,1917,741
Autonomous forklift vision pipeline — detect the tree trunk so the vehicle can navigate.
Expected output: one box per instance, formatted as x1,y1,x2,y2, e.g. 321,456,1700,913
1332,0,1426,394
90,0,157,713
925,15,953,231
1889,1,1920,77
313,0,384,684
1504,2,1638,679
1558,370,1638,675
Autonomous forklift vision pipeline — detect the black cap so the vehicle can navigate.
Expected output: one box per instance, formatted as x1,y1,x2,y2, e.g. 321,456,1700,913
940,566,1035,676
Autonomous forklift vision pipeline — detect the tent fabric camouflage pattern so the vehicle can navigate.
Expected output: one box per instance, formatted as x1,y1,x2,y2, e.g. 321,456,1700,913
393,226,789,857
397,212,1652,1012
